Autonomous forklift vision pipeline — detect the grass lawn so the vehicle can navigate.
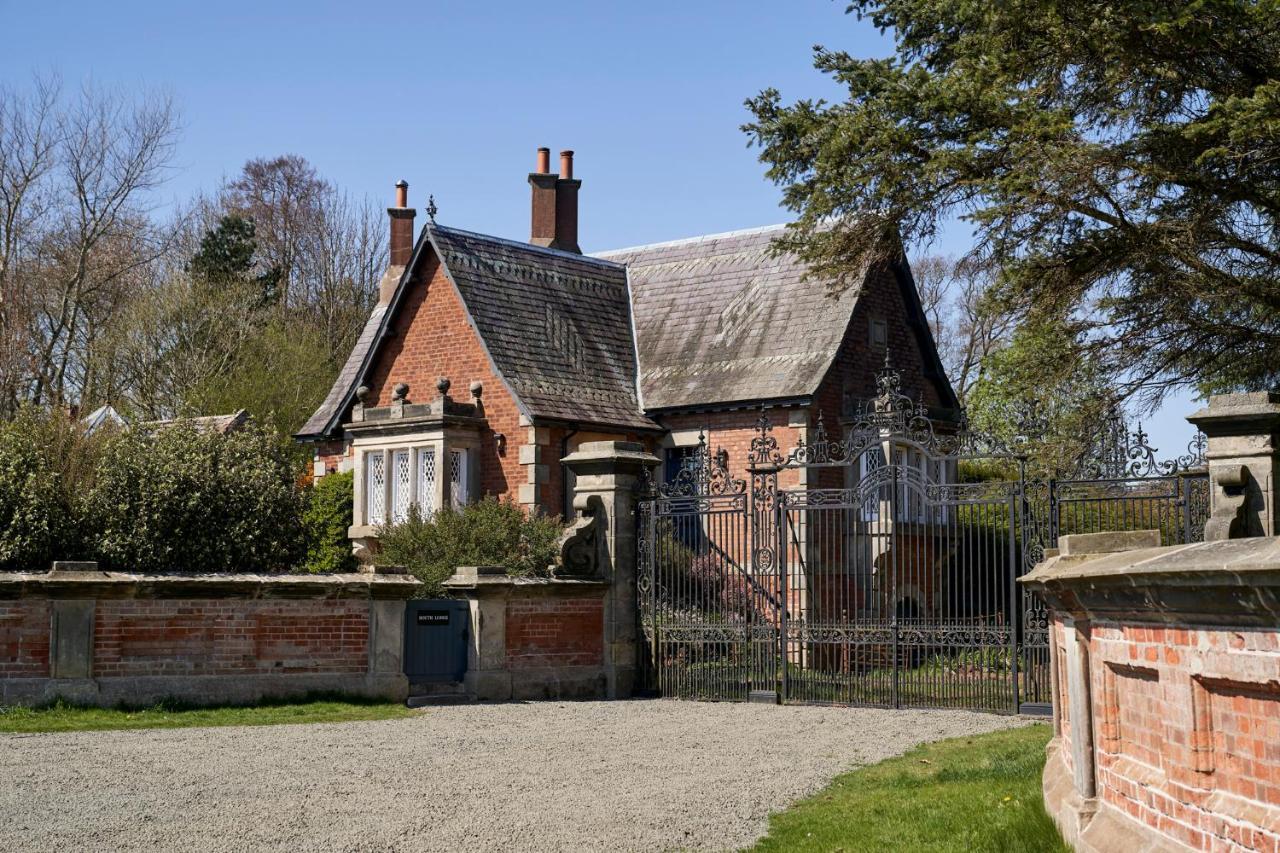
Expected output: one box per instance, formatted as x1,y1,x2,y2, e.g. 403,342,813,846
0,695,418,734
751,723,1067,853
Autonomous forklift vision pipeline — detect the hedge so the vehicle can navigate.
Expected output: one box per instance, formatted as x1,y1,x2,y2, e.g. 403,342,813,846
0,410,316,573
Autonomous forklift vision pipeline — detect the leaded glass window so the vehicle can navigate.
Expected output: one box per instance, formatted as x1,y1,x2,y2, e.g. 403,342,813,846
416,447,437,517
366,451,386,525
391,449,411,524
859,447,883,522
450,449,468,509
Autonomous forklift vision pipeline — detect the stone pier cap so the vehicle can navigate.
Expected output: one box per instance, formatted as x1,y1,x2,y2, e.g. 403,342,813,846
559,440,659,469
1020,531,1280,627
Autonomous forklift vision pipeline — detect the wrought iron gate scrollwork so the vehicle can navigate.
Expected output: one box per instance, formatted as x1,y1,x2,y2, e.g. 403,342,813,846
637,362,1210,714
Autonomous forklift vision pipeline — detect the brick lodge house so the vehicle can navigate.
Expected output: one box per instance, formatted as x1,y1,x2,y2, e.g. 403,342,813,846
296,148,958,560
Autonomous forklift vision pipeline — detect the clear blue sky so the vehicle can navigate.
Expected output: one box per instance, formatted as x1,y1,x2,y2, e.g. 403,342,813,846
1,0,1201,454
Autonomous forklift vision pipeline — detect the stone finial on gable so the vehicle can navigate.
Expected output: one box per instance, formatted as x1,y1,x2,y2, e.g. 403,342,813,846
352,385,371,422
390,382,409,418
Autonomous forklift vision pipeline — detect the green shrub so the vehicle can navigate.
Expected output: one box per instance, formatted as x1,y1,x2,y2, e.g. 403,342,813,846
0,408,99,570
87,423,304,573
374,497,563,596
300,470,356,574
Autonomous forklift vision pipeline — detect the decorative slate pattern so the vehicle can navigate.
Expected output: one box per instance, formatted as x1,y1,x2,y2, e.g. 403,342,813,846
428,225,655,431
300,221,879,439
596,224,864,411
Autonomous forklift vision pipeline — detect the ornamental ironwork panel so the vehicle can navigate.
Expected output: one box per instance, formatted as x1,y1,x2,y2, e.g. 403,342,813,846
636,360,1209,715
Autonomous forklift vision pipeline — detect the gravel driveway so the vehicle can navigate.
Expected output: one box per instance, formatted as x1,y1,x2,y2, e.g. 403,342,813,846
1,700,1021,852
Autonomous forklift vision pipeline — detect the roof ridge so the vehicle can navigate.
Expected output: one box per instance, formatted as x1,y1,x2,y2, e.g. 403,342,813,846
428,223,625,269
593,222,790,258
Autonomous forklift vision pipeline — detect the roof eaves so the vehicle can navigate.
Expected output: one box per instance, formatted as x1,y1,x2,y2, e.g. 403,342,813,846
645,394,813,416
529,413,665,434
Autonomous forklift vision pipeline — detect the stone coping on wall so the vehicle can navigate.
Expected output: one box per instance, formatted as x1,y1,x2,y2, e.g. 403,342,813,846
443,565,610,596
0,567,421,601
1020,533,1280,627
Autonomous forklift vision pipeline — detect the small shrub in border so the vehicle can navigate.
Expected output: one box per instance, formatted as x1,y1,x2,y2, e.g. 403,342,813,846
375,496,563,596
300,470,356,574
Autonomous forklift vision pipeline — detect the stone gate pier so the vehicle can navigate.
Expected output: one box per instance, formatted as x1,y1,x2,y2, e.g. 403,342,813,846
1022,393,1280,852
444,440,657,701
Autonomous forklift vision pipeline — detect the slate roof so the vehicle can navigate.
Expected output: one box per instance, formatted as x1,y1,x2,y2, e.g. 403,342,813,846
428,226,654,431
297,225,655,439
146,409,250,434
81,404,126,435
596,224,866,411
299,220,951,440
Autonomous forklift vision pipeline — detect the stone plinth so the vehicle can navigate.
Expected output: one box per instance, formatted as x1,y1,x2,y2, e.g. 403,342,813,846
1021,533,1280,852
558,440,659,699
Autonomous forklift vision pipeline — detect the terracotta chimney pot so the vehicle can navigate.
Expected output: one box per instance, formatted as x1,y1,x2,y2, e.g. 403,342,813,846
536,147,551,174
559,150,574,180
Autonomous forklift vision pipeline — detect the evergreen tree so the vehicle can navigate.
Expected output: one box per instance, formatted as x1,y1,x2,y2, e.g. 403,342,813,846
745,1,1280,401
189,214,281,307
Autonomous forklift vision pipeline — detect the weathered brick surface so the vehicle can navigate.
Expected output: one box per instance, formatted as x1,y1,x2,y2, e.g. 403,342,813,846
813,260,949,430
364,256,523,505
504,596,604,669
314,439,350,476
1052,617,1280,852
93,599,370,678
0,599,50,677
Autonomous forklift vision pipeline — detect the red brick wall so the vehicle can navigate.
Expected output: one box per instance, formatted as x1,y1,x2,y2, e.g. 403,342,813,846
504,595,604,669
92,600,369,678
814,260,950,435
314,440,349,477
0,600,50,677
364,253,524,505
658,409,806,491
1054,618,1280,851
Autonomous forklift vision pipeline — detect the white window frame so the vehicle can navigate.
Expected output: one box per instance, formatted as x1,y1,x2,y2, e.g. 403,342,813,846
351,429,480,530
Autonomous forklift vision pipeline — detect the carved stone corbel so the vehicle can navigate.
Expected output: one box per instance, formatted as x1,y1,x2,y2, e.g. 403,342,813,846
554,494,604,578
1203,464,1255,541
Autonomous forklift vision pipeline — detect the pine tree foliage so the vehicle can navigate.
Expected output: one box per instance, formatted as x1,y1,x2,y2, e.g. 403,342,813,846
745,1,1280,399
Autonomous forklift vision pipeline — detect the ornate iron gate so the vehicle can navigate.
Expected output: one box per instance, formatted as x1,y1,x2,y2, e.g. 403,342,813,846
637,368,1208,714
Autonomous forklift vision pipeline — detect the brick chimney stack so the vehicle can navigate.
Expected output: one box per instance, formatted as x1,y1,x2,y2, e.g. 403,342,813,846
380,180,416,304
388,179,416,267
528,147,582,253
